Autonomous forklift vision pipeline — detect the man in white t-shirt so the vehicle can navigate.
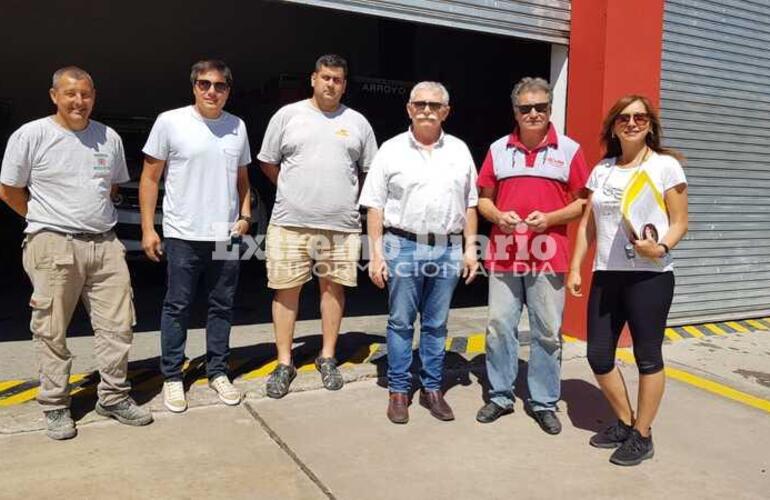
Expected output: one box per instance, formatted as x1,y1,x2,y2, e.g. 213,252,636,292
0,66,152,440
258,54,378,398
140,60,252,413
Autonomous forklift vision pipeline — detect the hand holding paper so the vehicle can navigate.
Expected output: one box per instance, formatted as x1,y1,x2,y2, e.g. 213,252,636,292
621,169,668,263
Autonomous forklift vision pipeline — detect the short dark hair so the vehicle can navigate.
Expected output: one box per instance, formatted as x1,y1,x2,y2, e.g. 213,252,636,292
190,59,233,87
314,54,348,78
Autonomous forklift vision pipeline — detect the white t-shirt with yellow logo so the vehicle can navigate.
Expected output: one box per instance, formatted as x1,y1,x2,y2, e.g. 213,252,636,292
258,99,378,232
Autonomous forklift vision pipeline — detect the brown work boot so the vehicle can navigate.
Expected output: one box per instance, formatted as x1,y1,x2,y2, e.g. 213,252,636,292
387,392,410,424
419,389,455,421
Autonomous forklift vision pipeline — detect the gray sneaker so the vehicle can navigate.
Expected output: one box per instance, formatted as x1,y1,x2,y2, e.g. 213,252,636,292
95,398,154,426
44,408,77,441
315,356,343,391
266,364,297,399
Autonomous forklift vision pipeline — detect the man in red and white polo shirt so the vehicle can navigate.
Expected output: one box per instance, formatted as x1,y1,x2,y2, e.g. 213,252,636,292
475,77,589,434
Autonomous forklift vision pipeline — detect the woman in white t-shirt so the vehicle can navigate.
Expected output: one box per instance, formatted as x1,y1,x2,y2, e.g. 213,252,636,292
567,95,688,466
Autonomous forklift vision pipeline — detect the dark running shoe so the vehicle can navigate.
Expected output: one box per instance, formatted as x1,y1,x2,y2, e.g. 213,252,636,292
266,364,297,399
590,419,633,449
476,402,514,423
315,356,344,391
610,428,655,466
525,405,562,435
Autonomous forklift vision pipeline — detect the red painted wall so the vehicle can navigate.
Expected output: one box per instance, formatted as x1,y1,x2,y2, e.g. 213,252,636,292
562,0,665,341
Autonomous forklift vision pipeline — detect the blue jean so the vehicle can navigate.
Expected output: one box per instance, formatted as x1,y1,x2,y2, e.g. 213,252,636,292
485,272,564,411
384,233,462,393
160,238,240,381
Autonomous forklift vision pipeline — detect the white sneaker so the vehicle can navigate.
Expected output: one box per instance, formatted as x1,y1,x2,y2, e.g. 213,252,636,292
163,381,187,413
209,375,242,406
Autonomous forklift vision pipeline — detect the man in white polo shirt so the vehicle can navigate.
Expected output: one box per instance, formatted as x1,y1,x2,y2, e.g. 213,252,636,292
258,54,377,398
0,66,152,440
140,60,252,413
360,81,480,424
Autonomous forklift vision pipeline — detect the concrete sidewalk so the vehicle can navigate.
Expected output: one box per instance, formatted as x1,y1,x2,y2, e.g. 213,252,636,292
1,309,769,499
0,357,767,500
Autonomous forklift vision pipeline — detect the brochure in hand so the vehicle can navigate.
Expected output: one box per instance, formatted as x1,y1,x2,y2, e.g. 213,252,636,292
620,168,668,243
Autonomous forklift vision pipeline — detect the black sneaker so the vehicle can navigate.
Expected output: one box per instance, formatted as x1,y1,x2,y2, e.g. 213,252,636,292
525,405,562,435
476,402,514,423
610,428,654,466
590,419,633,449
266,364,297,399
315,356,343,391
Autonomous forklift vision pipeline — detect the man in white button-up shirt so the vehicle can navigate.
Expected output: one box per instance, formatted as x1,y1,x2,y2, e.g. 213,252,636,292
359,81,479,424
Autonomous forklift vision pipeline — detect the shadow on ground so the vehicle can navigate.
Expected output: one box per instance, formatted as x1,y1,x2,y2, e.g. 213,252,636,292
1,259,487,342
61,331,385,422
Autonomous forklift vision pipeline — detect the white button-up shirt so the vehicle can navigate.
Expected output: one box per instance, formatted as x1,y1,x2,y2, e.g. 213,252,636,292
359,129,478,235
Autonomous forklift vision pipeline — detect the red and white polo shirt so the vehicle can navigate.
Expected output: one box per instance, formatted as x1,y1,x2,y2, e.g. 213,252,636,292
477,123,589,273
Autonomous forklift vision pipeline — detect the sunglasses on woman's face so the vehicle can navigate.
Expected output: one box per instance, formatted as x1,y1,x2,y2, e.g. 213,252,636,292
614,112,650,126
195,79,230,93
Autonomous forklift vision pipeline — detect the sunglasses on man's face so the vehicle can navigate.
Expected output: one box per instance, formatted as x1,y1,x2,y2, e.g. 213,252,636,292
615,112,650,126
195,79,230,93
515,102,550,114
410,101,445,112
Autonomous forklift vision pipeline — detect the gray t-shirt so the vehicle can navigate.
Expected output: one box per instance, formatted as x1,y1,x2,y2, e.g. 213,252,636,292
0,117,129,234
257,100,377,232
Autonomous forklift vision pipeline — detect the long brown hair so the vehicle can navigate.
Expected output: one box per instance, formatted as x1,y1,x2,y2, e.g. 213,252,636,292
600,95,684,163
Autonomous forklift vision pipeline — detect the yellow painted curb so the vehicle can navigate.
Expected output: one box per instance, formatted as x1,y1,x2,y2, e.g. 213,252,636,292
615,350,770,414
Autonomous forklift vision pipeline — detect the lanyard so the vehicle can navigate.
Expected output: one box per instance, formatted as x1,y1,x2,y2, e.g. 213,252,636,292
600,147,651,200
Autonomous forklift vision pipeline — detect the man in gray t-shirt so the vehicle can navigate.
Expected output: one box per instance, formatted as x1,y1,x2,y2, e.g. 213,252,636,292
0,66,152,440
258,54,377,398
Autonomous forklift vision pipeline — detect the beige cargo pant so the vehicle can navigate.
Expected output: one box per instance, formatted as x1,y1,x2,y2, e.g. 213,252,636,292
22,230,136,410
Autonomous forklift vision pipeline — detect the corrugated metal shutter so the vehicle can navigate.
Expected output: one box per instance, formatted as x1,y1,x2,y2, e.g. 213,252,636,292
660,0,770,325
279,0,571,45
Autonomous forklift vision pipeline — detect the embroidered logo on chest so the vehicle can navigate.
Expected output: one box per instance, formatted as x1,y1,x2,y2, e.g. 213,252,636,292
544,156,565,167
93,153,110,173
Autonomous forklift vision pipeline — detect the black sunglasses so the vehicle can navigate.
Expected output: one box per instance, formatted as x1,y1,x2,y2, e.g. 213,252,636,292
410,100,445,112
515,102,550,114
195,79,230,93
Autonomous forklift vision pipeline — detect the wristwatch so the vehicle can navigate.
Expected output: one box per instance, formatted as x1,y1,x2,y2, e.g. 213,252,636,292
238,215,252,225
658,243,670,255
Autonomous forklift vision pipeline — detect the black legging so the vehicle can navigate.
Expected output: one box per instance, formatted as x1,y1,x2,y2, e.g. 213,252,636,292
587,271,674,375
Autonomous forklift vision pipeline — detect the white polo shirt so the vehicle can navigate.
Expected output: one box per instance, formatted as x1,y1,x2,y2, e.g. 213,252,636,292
359,130,478,235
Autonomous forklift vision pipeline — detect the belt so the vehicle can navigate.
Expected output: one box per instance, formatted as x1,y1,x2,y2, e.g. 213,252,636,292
385,227,462,246
41,229,113,241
